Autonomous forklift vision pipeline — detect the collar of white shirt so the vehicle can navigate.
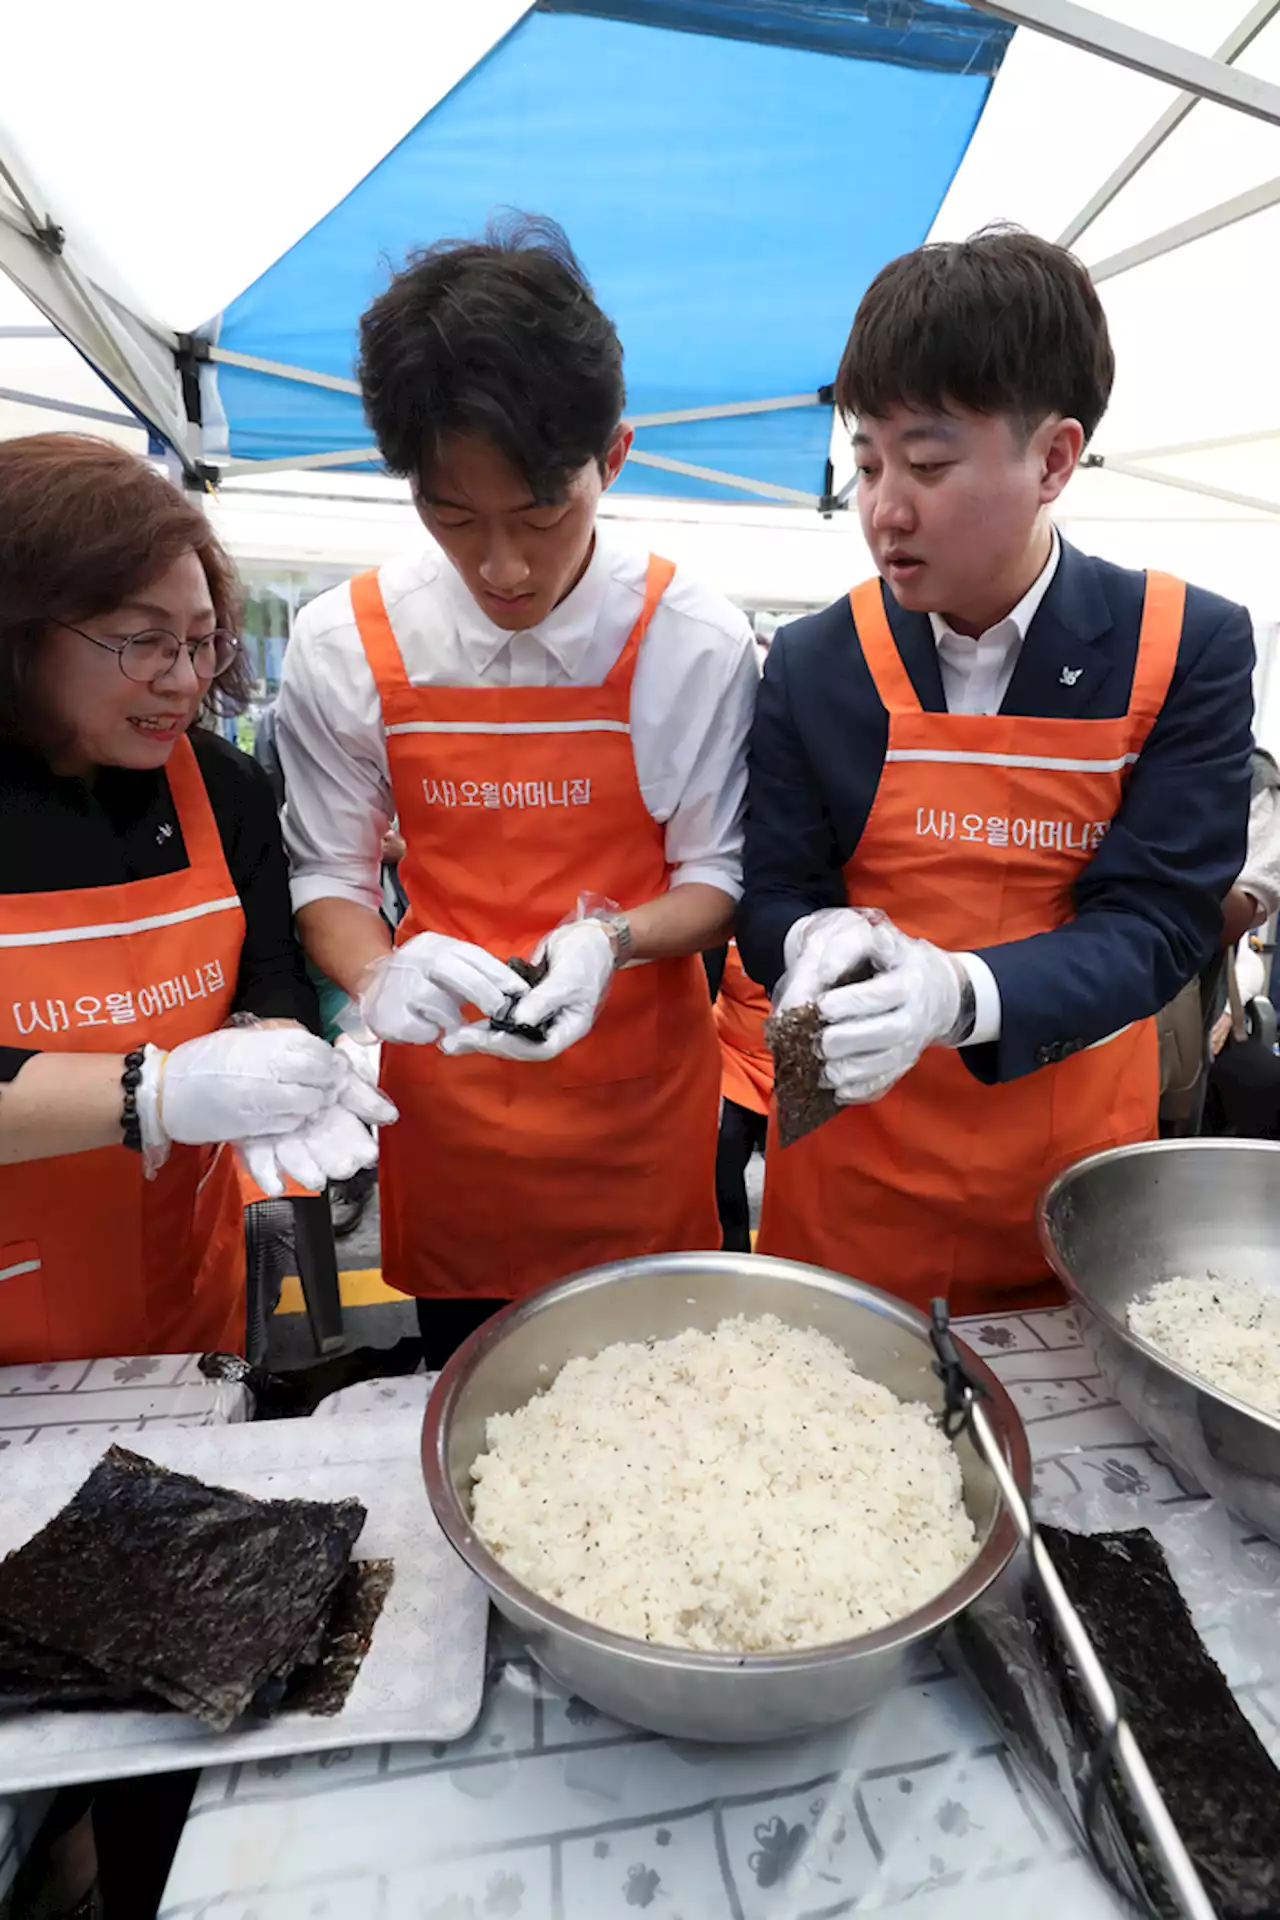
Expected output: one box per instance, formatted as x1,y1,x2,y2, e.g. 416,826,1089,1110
442,528,613,678
927,528,1061,658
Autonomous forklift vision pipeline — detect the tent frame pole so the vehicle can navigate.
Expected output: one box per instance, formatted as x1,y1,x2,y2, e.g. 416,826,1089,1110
0,128,196,469
0,384,138,429
1056,1,1280,249
967,0,1280,126
1088,454,1280,517
1091,173,1280,283
220,442,824,507
207,341,829,435
1113,427,1280,462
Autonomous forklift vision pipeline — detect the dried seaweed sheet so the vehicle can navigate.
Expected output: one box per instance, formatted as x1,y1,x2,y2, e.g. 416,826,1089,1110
488,954,553,1043
767,960,874,1148
281,1558,395,1716
0,1447,365,1733
0,1564,393,1723
0,1619,157,1713
1039,1525,1280,1919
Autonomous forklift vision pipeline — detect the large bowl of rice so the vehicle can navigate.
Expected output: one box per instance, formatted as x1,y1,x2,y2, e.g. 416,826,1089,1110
423,1252,1030,1743
1040,1138,1280,1546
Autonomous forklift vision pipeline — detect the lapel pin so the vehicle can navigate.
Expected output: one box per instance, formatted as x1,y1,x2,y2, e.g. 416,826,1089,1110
1059,666,1083,687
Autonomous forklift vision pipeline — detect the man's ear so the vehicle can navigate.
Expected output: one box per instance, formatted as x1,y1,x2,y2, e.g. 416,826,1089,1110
1039,416,1085,505
601,425,634,492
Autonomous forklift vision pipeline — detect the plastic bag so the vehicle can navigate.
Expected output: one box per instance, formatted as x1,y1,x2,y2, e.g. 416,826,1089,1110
765,971,880,1151
485,890,620,1047
949,1492,1280,1917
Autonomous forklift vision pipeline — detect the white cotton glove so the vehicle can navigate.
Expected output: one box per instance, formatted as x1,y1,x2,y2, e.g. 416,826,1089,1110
441,920,615,1063
818,925,964,1105
358,933,526,1046
138,1029,347,1152
238,1053,397,1198
773,908,892,1016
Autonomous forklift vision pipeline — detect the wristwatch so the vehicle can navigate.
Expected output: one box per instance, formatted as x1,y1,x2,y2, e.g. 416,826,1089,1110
597,912,635,970
946,965,977,1047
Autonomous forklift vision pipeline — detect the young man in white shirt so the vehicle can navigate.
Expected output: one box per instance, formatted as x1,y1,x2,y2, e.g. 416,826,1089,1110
276,215,758,1361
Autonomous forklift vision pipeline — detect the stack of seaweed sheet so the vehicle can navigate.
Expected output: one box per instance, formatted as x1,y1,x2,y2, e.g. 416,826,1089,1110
0,1446,392,1731
957,1526,1280,1919
1038,1526,1280,1919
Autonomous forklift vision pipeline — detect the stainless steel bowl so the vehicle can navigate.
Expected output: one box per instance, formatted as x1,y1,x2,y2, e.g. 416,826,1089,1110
423,1251,1030,1744
1040,1138,1280,1543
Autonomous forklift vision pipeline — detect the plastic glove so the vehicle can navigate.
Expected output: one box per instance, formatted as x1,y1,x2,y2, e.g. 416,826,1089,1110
773,908,892,1016
818,927,964,1105
358,933,526,1046
138,1028,345,1153
441,920,615,1063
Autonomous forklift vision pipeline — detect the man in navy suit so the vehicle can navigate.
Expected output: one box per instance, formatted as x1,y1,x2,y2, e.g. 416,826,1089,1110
740,229,1253,1314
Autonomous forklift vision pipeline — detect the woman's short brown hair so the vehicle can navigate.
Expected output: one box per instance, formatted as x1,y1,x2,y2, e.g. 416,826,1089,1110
836,226,1115,444
0,433,250,751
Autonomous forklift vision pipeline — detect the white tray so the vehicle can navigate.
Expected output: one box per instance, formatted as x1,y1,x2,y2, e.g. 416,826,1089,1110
0,1409,488,1792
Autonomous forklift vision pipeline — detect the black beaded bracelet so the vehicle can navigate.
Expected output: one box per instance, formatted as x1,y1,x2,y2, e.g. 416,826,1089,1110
120,1048,146,1153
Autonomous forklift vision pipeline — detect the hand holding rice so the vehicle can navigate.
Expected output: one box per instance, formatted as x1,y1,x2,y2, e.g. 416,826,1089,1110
469,1314,977,1653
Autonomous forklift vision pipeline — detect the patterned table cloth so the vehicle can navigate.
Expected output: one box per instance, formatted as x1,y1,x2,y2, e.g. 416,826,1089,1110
156,1306,1280,1920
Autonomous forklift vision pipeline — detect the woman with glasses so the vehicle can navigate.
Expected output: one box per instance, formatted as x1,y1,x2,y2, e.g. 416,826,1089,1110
0,435,394,1363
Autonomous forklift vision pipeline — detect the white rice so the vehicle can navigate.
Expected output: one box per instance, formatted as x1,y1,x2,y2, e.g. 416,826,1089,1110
469,1313,977,1653
1128,1275,1280,1419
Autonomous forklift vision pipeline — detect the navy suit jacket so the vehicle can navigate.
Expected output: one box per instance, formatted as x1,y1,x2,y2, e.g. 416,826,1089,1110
737,540,1255,1085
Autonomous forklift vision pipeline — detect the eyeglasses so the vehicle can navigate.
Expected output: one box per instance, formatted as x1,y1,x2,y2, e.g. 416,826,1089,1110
58,621,241,685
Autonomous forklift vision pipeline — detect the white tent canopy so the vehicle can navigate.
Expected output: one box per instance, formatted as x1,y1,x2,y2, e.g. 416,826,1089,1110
2,0,1279,638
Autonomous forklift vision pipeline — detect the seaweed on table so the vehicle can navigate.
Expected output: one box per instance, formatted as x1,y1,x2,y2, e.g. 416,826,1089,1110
1038,1525,1280,1920
0,1447,384,1732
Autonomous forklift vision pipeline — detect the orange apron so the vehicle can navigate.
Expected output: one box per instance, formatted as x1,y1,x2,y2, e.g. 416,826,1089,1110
0,737,248,1362
351,555,722,1300
716,939,773,1117
758,572,1182,1317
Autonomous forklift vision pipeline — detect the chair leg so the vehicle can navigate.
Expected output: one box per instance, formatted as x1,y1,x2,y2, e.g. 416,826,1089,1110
291,1193,346,1355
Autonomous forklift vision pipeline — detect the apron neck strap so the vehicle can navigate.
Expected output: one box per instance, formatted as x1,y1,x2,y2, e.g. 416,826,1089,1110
1127,571,1184,739
351,568,412,696
851,578,921,715
164,735,223,869
604,554,677,691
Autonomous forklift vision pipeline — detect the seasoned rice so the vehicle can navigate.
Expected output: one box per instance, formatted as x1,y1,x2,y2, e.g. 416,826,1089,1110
1128,1275,1280,1420
469,1314,977,1653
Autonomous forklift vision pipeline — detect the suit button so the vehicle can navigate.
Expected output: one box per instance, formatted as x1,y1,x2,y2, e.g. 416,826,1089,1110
1035,1045,1054,1067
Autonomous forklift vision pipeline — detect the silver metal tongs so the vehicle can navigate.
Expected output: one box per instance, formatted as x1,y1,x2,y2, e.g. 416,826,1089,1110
928,1301,1218,1920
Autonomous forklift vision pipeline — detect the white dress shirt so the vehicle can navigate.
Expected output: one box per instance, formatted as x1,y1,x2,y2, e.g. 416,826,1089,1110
1239,784,1280,924
275,526,760,916
929,531,1061,715
927,532,1061,1047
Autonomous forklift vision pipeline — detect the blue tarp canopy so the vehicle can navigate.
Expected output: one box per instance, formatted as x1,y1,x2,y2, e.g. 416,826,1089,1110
200,0,1011,505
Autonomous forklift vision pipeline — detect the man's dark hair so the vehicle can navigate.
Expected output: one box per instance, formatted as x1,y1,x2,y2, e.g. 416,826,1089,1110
358,213,626,502
835,226,1114,443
